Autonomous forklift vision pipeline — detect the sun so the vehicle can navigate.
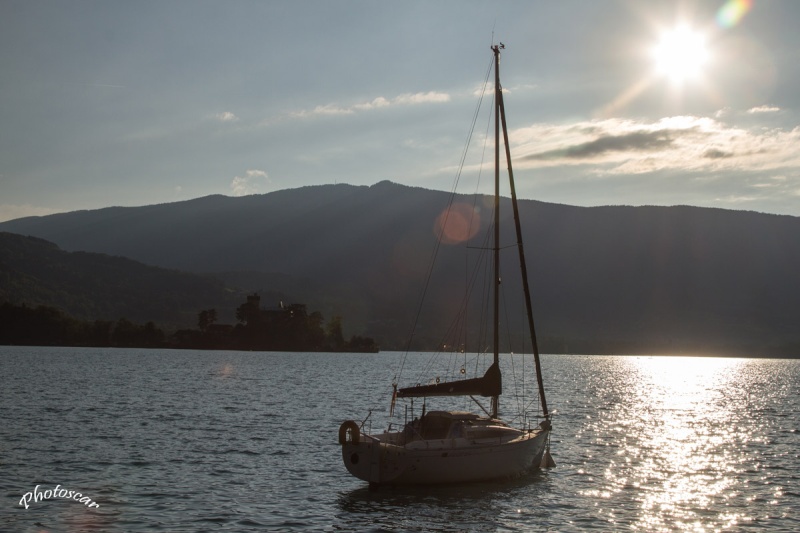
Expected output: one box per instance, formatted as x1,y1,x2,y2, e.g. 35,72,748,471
651,25,710,85
597,21,715,115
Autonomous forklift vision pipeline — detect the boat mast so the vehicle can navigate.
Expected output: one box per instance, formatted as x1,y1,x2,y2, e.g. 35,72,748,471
491,44,502,419
493,44,550,420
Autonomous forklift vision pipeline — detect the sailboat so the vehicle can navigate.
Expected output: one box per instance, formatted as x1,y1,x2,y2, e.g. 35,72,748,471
339,44,553,487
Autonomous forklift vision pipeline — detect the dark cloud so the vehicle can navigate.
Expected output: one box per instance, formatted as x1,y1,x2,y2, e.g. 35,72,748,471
703,148,733,159
524,130,677,161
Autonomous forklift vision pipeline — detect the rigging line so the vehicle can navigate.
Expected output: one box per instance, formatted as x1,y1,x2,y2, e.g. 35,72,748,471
441,219,493,368
472,66,496,201
499,268,525,419
414,226,493,384
467,243,521,252
462,69,496,361
518,311,528,420
395,55,495,383
469,395,493,418
447,55,493,197
434,218,492,354
473,224,493,362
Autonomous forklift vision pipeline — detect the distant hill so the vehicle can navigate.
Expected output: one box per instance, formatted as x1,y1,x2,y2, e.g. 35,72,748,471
0,232,239,328
2,181,799,355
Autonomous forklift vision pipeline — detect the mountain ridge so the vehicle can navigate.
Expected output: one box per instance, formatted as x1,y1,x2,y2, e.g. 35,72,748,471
2,181,799,355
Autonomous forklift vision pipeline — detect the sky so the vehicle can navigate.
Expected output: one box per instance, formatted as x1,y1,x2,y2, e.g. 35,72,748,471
2,0,800,222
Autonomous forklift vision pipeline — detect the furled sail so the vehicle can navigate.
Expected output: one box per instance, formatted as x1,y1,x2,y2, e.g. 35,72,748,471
397,362,501,398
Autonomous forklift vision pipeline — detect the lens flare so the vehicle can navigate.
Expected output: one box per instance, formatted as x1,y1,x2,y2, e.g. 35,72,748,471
716,0,753,28
434,203,481,245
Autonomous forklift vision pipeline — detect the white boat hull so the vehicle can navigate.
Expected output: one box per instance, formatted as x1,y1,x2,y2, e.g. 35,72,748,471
341,427,550,486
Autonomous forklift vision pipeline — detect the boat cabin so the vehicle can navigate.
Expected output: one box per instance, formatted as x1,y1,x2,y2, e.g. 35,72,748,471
407,411,479,440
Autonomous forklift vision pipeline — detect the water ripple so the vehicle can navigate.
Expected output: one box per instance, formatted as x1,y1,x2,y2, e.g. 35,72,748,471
1,348,798,531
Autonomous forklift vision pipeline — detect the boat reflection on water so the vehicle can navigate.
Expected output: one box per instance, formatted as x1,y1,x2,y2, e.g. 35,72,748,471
334,472,553,532
578,356,786,531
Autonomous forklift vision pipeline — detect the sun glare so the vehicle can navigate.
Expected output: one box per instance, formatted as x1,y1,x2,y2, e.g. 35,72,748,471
652,25,710,84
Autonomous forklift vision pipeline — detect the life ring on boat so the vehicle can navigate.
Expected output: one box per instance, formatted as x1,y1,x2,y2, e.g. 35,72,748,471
339,420,360,445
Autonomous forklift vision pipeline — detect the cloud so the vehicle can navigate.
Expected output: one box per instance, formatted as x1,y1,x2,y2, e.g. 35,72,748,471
215,111,240,122
509,115,800,177
230,169,269,196
703,149,733,159
292,91,450,118
352,97,390,112
393,91,450,105
747,105,780,114
713,194,760,205
525,130,675,161
0,204,61,223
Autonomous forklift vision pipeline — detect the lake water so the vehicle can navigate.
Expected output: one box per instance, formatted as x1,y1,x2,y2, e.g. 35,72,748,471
1,347,799,532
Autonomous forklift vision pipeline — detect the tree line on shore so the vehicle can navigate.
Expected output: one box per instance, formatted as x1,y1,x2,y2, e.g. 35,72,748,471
0,302,164,348
0,294,378,352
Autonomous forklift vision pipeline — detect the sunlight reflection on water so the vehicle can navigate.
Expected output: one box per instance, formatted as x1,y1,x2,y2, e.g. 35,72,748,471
578,356,787,531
